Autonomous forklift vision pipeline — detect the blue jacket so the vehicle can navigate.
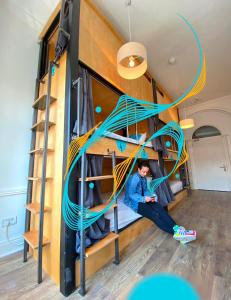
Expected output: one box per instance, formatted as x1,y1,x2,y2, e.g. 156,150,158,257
124,172,157,212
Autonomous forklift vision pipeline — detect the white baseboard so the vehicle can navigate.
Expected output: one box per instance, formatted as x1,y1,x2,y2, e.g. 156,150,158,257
0,235,24,258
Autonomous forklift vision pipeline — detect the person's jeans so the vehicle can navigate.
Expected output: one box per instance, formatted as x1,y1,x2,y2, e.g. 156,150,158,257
137,202,176,235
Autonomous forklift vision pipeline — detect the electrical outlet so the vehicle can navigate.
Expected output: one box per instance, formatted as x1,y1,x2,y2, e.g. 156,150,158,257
1,216,17,228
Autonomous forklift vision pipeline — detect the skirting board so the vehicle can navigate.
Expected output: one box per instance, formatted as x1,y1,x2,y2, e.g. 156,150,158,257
75,188,188,286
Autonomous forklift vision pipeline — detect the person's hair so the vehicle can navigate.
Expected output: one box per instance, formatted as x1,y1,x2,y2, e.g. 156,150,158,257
138,160,150,170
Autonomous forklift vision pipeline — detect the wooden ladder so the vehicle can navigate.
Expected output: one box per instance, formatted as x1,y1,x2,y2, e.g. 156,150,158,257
23,61,57,283
78,151,120,296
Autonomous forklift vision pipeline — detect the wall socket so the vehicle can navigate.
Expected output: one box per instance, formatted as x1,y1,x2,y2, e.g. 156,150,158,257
1,216,17,228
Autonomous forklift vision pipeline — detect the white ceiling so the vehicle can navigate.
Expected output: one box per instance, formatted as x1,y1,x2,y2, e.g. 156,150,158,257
6,0,231,107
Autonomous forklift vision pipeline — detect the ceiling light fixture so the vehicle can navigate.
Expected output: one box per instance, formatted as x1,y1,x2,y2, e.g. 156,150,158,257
117,0,148,79
180,108,195,129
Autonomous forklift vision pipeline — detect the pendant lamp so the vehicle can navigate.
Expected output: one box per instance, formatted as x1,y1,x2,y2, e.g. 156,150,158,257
117,0,147,80
180,108,195,129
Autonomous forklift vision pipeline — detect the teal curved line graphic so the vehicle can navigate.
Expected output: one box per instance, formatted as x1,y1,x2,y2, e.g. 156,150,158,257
62,15,206,231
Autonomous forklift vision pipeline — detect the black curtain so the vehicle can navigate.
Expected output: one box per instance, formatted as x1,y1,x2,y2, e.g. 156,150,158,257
149,160,174,207
148,117,168,157
72,66,110,254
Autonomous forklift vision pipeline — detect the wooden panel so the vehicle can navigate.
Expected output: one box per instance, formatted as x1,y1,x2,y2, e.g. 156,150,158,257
85,232,119,257
30,52,67,286
79,175,114,181
157,89,179,123
23,230,50,249
90,203,117,213
86,137,158,160
26,203,51,214
79,0,153,103
33,95,57,111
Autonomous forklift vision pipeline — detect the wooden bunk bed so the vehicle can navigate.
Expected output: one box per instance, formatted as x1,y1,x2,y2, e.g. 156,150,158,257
23,0,189,297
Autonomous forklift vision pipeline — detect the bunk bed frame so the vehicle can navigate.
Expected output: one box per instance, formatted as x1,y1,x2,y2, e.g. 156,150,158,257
23,0,189,297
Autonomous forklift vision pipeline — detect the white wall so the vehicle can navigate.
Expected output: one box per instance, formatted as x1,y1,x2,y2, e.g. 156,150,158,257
179,95,231,189
0,2,39,257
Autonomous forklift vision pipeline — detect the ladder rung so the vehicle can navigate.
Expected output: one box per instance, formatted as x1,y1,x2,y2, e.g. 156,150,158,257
31,120,55,132
89,203,117,212
78,175,114,182
23,230,50,249
33,95,57,111
29,148,54,154
26,203,51,214
85,232,119,258
28,177,52,181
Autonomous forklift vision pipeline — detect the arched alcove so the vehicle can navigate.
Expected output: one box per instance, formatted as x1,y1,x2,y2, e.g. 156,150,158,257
192,125,221,139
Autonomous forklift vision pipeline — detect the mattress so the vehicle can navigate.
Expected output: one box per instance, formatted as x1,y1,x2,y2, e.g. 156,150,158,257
97,130,153,148
169,180,183,195
104,192,141,231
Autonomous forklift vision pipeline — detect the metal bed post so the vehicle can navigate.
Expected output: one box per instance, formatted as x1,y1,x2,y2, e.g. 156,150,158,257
79,152,87,296
112,151,120,264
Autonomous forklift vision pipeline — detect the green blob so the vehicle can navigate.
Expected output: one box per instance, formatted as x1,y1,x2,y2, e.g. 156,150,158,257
51,65,56,76
95,106,102,113
175,173,180,179
89,182,94,189
165,141,171,148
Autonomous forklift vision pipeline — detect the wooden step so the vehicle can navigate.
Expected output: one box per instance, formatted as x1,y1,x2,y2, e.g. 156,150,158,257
33,95,57,110
29,148,54,154
23,230,50,249
85,232,119,258
28,177,51,181
78,175,114,182
31,120,55,132
90,203,117,212
26,203,51,214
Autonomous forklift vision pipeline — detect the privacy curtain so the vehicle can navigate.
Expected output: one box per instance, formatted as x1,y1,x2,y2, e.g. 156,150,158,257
148,117,168,157
149,160,174,207
72,66,110,254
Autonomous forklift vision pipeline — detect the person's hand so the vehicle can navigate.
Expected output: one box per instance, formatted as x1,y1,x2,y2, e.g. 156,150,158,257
145,196,154,202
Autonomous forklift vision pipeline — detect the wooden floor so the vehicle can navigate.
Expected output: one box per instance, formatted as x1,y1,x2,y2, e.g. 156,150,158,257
1,190,231,300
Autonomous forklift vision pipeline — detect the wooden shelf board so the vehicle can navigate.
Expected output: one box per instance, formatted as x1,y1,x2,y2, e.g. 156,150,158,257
79,175,114,182
85,232,119,258
89,203,117,212
28,177,52,181
31,120,55,132
29,148,54,154
33,95,57,110
26,203,51,214
23,230,50,249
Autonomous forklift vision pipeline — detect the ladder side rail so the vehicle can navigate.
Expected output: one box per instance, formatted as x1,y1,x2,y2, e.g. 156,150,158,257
23,41,44,263
38,61,53,283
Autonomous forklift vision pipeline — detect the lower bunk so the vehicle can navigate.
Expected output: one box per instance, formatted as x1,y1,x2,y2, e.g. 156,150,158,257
75,187,188,287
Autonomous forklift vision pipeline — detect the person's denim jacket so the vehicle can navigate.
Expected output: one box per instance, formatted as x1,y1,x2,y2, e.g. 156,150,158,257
124,172,157,212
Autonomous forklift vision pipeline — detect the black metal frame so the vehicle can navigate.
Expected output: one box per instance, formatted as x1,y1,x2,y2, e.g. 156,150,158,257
60,0,81,296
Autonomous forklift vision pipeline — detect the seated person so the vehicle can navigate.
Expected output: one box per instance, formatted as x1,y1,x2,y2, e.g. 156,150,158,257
124,160,196,244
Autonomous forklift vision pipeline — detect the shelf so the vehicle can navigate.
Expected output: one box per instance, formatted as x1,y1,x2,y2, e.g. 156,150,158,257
33,95,57,111
23,230,50,249
31,120,55,132
89,203,117,212
26,203,51,214
85,232,119,258
28,177,52,182
79,175,114,182
29,148,54,154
